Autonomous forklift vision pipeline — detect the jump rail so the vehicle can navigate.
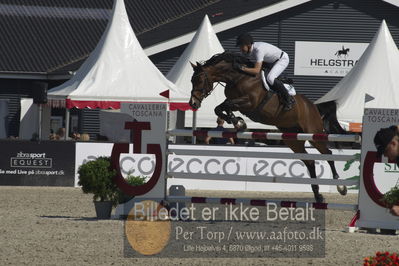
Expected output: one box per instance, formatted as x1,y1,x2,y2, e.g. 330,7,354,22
169,147,357,161
167,172,359,186
168,129,361,143
167,196,358,211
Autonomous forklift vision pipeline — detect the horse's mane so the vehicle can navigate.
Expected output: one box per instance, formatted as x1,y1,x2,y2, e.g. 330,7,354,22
200,52,253,67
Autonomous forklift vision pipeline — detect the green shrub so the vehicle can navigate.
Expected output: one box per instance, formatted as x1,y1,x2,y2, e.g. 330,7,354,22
117,175,147,204
78,157,118,204
382,186,399,207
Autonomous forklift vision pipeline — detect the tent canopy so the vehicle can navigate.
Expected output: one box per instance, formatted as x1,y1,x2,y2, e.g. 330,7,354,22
167,15,223,101
166,15,272,129
165,15,224,113
48,0,180,109
315,20,399,125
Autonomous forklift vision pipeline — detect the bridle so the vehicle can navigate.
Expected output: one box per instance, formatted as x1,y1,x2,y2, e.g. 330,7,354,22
191,69,224,103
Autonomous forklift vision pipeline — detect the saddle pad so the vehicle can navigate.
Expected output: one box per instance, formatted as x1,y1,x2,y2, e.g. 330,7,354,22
261,71,296,96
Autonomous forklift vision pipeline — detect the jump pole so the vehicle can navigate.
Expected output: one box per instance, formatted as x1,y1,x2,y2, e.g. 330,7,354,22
168,129,361,143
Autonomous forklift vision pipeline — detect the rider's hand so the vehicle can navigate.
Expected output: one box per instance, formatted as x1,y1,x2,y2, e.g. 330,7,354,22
233,61,243,72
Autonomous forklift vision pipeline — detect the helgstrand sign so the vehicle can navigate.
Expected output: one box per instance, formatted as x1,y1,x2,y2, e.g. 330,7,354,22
294,41,368,76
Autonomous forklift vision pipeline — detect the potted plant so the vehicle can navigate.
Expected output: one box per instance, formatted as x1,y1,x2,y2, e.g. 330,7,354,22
117,175,147,204
78,156,118,219
382,186,399,206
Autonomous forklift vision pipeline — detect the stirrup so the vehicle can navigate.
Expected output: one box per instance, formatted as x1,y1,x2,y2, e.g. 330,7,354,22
282,97,294,111
283,103,293,111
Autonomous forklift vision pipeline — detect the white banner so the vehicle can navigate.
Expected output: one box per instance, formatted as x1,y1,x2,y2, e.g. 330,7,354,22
75,143,155,187
75,143,360,193
168,145,359,193
294,41,368,76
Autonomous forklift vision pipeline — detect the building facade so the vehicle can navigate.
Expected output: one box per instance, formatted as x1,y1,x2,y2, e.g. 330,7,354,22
0,0,398,138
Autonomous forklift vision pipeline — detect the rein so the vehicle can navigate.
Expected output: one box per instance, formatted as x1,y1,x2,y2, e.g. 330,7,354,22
191,70,225,102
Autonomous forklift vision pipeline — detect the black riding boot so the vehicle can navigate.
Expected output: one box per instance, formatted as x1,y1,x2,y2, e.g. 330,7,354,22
271,79,294,111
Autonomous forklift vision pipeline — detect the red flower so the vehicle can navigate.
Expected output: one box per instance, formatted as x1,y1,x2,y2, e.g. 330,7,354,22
364,252,399,266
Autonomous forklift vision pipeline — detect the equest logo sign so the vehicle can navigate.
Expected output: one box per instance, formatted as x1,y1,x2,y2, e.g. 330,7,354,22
10,151,52,168
294,41,368,77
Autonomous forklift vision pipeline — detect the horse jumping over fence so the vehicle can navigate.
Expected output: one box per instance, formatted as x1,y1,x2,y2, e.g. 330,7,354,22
189,52,347,203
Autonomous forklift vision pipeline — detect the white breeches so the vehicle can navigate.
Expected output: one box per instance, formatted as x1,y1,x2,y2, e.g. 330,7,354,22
261,71,296,96
266,52,289,85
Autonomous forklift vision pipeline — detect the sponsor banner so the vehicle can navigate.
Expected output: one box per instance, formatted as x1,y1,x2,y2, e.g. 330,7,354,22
75,143,359,193
357,108,399,230
294,41,368,76
0,140,75,186
373,163,399,192
75,143,113,187
75,143,155,187
168,145,359,193
115,103,167,199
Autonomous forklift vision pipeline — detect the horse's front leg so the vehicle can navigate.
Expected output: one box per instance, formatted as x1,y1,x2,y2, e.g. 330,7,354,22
215,96,252,129
214,99,235,124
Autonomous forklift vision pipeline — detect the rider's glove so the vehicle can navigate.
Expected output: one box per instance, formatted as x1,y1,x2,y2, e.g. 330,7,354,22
233,61,243,72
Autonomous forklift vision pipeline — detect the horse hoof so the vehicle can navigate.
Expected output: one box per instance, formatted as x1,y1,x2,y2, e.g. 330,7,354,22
233,118,247,131
315,194,324,203
337,185,347,196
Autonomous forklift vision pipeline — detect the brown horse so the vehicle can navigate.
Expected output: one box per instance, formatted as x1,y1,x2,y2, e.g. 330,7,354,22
189,52,347,203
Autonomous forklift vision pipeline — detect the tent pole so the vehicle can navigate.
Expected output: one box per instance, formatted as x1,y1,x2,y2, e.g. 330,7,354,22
192,111,197,144
65,108,70,140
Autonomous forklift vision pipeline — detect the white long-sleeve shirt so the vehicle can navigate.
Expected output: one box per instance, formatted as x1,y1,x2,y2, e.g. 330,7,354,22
246,42,284,64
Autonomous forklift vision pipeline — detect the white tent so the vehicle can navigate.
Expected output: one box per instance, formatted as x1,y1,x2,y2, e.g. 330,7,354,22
19,99,50,140
315,20,399,127
166,15,270,129
48,0,179,109
166,15,222,103
165,15,225,129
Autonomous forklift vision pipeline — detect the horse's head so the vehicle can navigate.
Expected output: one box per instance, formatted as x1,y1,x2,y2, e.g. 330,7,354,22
189,62,214,109
189,52,252,109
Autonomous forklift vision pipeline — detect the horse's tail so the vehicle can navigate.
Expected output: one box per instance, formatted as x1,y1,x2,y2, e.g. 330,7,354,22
316,101,346,134
316,101,347,148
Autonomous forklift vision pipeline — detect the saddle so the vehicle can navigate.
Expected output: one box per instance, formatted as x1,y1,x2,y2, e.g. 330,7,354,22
241,92,280,122
245,68,296,120
260,70,296,96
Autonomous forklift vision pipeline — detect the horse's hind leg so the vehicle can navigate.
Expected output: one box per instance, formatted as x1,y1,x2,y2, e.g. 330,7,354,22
296,101,346,196
283,140,324,203
310,141,347,196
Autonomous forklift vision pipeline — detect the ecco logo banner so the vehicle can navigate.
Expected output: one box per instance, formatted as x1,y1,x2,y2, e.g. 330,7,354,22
168,156,325,178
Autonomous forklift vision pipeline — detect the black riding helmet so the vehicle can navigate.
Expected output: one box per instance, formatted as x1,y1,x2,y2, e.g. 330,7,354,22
236,33,253,47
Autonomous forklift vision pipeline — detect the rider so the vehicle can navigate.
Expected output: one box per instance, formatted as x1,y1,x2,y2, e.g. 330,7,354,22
235,33,294,111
